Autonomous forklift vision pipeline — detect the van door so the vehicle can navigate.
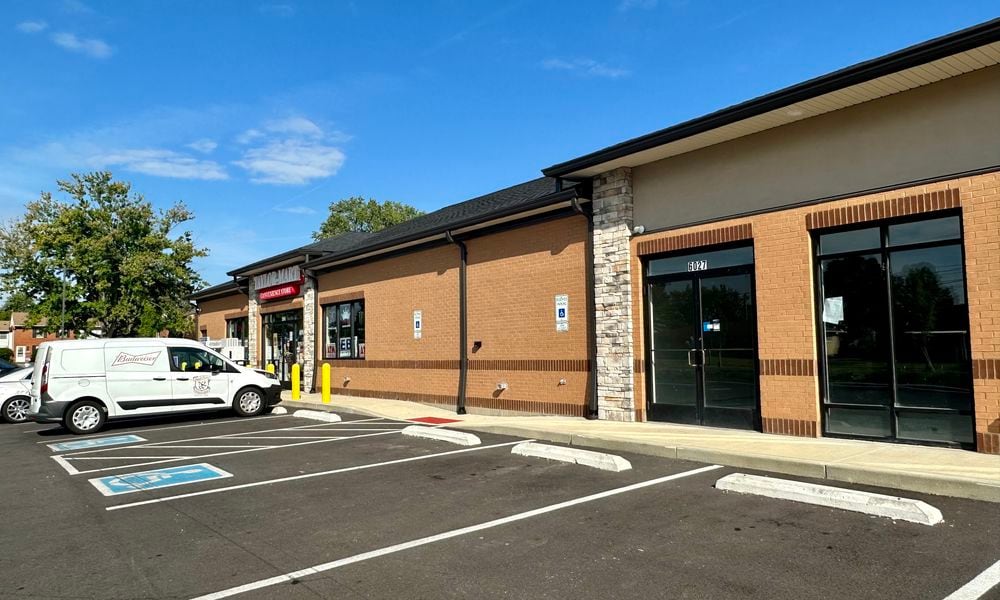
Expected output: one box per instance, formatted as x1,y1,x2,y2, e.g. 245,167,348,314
104,346,174,415
166,346,230,410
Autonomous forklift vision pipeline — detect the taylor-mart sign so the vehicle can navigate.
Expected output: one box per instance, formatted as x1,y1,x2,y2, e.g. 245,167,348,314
254,266,303,302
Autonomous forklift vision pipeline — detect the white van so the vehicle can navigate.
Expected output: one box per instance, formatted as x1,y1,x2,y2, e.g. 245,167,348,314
28,338,283,434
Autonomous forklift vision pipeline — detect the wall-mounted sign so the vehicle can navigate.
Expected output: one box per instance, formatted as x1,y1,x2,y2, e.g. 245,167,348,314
258,282,301,302
555,294,568,332
413,310,422,340
687,260,708,272
253,266,302,291
702,319,721,332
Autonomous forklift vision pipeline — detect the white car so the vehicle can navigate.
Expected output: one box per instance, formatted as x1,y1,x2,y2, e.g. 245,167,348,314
29,338,283,434
0,367,33,423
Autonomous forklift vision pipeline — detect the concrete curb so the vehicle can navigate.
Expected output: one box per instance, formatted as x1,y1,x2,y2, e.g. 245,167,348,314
401,425,481,446
511,441,632,472
293,409,342,423
270,407,288,415
716,473,944,525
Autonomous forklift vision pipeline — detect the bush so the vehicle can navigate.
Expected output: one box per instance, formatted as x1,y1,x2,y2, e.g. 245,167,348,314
0,348,12,362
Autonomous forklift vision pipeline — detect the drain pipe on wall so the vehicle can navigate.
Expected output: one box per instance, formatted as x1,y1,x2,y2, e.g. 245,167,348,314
445,231,468,415
571,196,600,420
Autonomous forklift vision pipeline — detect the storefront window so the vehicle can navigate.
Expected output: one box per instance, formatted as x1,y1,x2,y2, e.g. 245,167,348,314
226,317,248,344
324,300,365,359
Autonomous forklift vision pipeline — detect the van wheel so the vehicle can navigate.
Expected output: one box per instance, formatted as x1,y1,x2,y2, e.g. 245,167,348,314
233,387,265,417
64,400,106,434
2,396,30,423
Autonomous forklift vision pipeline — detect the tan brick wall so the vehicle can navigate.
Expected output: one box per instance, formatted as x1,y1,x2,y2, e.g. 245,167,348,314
631,171,1000,452
196,293,248,340
313,215,590,416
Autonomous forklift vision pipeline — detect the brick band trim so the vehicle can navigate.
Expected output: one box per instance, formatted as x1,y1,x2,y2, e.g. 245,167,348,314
972,359,1000,380
762,417,817,438
633,358,645,374
320,359,590,371
259,299,303,314
223,311,247,320
759,359,815,377
805,188,960,230
318,291,365,305
978,432,1000,455
636,223,752,256
329,386,586,416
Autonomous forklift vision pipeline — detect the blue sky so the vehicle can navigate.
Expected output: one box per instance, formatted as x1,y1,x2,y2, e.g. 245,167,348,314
2,1,997,285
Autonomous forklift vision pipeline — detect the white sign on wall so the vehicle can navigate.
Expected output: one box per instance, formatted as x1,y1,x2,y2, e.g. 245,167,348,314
413,310,422,340
252,265,301,291
555,294,569,332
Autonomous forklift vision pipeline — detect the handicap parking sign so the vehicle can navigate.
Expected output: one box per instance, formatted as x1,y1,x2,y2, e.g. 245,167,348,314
89,463,233,496
49,434,146,452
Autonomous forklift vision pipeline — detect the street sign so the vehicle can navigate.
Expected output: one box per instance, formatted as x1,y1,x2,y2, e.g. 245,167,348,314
89,463,233,496
48,434,146,452
555,294,569,332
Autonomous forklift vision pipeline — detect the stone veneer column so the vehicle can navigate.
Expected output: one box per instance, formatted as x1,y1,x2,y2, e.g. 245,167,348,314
302,278,316,392
592,167,636,421
247,279,259,367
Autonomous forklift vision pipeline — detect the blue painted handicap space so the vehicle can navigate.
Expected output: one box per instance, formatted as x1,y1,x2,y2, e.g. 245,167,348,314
89,463,233,497
48,434,146,452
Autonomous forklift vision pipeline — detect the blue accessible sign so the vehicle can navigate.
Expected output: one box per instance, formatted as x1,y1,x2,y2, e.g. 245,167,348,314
89,463,233,496
48,434,146,452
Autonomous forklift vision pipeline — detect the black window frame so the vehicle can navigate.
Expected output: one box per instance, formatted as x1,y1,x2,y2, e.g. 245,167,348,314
811,209,975,450
168,346,226,373
225,316,249,344
322,299,365,360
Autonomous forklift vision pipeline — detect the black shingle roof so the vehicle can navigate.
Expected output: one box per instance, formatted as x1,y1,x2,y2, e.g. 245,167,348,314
191,279,242,301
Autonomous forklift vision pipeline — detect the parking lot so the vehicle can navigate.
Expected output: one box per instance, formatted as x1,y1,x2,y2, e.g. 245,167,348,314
1,410,998,600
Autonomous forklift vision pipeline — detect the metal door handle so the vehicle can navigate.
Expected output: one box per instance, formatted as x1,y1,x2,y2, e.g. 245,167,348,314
152,377,166,381
176,377,189,381
687,349,704,367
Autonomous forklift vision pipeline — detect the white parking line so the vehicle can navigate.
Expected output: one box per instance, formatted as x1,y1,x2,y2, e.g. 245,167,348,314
66,455,194,460
35,415,292,442
52,455,79,475
189,464,724,599
53,430,401,475
944,559,1000,600
107,439,532,511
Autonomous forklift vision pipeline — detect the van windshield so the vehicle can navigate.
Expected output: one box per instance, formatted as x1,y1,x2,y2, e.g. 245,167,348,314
168,347,228,373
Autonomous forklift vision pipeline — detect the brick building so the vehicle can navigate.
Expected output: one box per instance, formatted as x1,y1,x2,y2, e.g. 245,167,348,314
8,312,61,365
195,20,1000,452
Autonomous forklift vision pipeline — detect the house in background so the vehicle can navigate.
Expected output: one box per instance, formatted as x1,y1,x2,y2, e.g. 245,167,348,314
9,312,62,365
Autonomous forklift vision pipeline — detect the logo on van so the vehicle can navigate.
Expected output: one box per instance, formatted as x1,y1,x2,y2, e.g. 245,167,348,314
193,376,211,394
110,351,161,367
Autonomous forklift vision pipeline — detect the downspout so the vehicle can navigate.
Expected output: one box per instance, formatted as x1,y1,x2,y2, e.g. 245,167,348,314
571,196,600,420
445,231,468,415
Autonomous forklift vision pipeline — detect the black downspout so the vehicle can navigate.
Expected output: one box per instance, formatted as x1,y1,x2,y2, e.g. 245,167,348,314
571,196,600,420
445,231,468,415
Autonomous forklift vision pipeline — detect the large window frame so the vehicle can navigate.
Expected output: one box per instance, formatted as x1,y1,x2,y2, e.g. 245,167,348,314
812,210,974,449
322,300,365,360
226,317,249,344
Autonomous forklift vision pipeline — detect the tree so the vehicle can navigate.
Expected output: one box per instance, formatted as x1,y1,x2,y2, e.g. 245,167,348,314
0,171,207,338
313,196,423,240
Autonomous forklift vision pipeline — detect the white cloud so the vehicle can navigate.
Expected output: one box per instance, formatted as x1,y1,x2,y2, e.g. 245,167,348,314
618,0,657,10
275,205,317,215
92,149,228,180
186,139,218,154
50,32,113,59
16,20,48,34
234,117,348,185
541,58,630,79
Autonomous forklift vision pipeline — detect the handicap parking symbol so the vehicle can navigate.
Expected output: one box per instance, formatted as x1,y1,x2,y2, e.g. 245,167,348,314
49,434,146,452
89,463,233,496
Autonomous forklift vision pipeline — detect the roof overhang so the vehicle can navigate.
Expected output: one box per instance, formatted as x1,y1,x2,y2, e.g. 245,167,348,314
227,251,324,278
543,18,1000,179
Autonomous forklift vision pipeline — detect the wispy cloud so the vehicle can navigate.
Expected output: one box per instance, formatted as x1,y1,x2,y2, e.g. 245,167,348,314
50,32,113,59
94,149,227,180
618,0,657,10
234,117,348,185
186,139,218,154
275,205,317,215
541,58,630,79
259,3,295,17
16,20,48,34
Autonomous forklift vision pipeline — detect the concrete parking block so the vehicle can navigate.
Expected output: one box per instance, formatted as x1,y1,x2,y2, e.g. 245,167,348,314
512,441,632,472
401,425,481,446
716,473,944,526
293,409,342,423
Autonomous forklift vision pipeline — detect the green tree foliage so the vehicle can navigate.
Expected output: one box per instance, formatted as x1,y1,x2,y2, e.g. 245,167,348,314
312,196,423,240
0,172,207,338
0,348,12,362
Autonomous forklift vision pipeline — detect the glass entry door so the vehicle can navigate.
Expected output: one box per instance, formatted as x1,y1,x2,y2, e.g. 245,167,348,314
646,245,759,430
262,309,303,389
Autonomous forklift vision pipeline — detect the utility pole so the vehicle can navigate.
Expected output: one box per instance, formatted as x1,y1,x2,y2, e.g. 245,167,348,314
60,257,66,338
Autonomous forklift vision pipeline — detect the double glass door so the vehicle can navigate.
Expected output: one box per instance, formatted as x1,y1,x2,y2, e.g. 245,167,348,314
262,310,303,388
647,246,759,430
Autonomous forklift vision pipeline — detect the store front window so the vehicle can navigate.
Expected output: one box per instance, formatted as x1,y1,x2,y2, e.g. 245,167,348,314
323,300,365,359
815,213,973,447
261,310,303,387
226,317,248,344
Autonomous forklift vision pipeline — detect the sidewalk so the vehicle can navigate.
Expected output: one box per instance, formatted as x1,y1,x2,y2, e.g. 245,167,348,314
281,391,1000,503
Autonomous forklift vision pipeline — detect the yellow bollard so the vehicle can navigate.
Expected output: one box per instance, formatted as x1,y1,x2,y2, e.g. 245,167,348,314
266,363,275,374
322,363,331,404
291,363,300,401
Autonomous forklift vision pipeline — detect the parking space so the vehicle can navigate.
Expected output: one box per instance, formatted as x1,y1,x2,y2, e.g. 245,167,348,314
1,410,998,600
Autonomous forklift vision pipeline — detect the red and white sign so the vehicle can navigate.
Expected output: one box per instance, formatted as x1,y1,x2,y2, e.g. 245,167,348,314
258,282,301,302
111,351,161,367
